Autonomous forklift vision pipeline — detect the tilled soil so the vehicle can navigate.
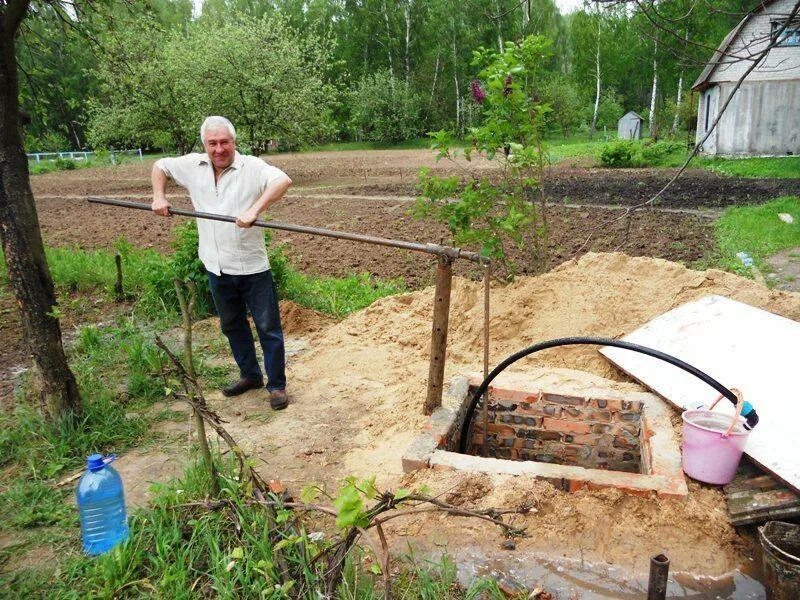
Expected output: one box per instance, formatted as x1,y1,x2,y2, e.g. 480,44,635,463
335,168,800,209
8,149,796,400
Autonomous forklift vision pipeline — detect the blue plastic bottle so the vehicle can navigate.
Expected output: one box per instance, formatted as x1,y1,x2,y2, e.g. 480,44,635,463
76,454,129,555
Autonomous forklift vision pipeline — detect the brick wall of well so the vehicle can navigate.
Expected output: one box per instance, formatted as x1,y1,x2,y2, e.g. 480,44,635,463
464,386,645,474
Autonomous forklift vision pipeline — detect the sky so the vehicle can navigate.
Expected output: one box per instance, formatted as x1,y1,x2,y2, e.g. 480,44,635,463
556,0,585,14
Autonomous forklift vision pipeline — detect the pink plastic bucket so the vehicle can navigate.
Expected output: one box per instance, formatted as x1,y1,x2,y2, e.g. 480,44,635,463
681,406,749,485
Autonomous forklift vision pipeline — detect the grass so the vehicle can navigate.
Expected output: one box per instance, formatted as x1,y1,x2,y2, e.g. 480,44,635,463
304,138,437,153
27,151,145,175
544,139,606,165
270,246,405,317
699,155,800,179
713,196,800,276
1,454,513,599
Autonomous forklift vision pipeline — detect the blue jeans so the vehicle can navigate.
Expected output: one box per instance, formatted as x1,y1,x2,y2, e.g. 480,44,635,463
207,269,286,391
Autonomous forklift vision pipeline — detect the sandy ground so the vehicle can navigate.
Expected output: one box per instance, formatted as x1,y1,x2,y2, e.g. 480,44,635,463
113,252,800,584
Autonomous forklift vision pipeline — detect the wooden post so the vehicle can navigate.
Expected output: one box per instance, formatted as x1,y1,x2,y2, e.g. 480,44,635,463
114,253,124,302
423,255,453,415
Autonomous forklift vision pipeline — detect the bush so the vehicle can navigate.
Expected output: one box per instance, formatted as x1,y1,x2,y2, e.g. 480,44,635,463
598,139,636,167
638,139,684,165
350,70,424,144
597,139,685,168
138,220,214,317
53,157,77,170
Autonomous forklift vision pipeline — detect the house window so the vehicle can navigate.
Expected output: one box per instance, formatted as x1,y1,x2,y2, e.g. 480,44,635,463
705,93,711,132
771,20,800,47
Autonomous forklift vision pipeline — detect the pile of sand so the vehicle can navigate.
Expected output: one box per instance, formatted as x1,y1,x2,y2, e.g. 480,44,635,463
205,253,800,576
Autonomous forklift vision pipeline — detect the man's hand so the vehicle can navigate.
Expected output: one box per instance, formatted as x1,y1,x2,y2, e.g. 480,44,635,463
236,209,260,228
152,196,172,217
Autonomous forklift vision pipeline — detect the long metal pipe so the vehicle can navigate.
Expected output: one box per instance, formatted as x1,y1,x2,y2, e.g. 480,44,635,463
86,197,488,264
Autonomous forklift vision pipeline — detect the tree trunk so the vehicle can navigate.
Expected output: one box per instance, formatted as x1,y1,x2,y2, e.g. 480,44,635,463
522,0,530,30
381,0,394,77
671,32,688,136
428,51,440,110
589,6,601,138
493,0,504,53
1,2,82,421
649,39,659,140
671,69,683,136
404,1,412,82
452,30,461,132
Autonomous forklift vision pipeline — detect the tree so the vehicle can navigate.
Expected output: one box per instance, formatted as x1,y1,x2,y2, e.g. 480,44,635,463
88,15,200,154
1,0,81,421
350,69,423,143
542,75,582,138
189,14,336,152
89,13,335,153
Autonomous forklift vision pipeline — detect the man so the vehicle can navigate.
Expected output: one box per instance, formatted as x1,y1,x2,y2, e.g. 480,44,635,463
151,116,292,409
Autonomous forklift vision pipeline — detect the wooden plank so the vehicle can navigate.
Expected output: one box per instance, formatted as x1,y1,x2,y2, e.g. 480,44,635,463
600,295,800,494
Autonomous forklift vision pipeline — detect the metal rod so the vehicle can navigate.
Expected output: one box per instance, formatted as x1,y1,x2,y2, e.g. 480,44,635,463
482,263,490,456
87,197,488,264
647,553,669,600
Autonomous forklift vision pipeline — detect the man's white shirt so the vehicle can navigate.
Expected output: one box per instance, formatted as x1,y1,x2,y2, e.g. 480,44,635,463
156,152,287,276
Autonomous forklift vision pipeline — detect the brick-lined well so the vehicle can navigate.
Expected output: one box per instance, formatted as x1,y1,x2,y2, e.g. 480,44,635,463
466,387,644,474
402,372,688,498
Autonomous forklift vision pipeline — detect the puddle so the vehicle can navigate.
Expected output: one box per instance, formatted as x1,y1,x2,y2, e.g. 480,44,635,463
445,546,765,599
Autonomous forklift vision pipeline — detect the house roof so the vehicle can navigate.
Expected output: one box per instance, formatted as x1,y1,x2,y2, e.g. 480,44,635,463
691,1,781,91
620,111,643,120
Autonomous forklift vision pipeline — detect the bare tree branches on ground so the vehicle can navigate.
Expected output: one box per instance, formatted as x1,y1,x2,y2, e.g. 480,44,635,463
154,334,530,599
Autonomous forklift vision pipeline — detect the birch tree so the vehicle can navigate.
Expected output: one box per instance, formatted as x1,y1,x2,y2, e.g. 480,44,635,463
589,1,602,138
648,36,659,139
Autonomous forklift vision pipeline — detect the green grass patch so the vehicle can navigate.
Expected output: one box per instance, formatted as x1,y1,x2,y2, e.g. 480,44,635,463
305,137,437,153
714,196,800,275
1,222,405,322
270,246,405,317
0,321,166,481
545,139,606,164
1,456,511,599
27,151,146,175
699,156,800,179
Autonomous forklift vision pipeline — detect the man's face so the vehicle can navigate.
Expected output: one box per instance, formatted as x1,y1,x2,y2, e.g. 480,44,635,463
203,127,236,170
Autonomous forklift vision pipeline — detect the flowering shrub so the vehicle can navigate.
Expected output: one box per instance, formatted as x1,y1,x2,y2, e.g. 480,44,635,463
414,36,552,276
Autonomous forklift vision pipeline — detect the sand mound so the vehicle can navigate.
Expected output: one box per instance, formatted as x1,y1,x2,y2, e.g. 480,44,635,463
208,252,800,576
279,300,334,335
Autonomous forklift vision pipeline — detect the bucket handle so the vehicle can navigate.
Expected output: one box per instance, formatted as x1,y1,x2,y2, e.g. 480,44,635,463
708,388,744,438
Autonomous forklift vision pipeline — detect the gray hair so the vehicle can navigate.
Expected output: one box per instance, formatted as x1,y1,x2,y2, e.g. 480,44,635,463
200,116,236,142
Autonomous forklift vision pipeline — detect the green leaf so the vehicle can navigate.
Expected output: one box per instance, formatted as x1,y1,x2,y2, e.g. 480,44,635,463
393,488,411,501
333,483,366,529
230,547,244,560
370,563,382,575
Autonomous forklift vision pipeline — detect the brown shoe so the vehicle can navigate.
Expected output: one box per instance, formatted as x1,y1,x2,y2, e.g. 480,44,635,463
269,389,288,410
222,377,264,397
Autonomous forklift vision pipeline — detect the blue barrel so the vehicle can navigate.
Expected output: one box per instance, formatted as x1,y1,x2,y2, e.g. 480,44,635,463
76,454,129,555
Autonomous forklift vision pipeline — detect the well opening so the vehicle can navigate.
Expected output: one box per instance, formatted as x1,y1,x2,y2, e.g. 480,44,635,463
401,373,688,498
458,385,646,474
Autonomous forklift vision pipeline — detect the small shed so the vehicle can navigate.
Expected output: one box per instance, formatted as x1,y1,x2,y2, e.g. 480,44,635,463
617,112,643,140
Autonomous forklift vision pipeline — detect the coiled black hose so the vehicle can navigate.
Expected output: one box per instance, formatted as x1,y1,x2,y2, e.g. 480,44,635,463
458,336,759,454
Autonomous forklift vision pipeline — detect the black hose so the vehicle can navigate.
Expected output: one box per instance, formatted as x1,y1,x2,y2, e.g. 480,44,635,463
458,336,758,453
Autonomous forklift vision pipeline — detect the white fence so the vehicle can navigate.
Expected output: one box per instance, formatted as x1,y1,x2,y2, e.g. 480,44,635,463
26,148,143,165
